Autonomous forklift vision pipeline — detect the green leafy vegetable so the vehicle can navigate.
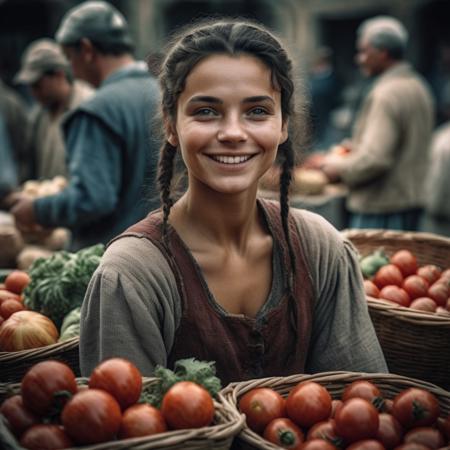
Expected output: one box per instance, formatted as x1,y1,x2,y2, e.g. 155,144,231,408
360,248,389,278
23,244,104,328
58,307,81,341
140,358,222,407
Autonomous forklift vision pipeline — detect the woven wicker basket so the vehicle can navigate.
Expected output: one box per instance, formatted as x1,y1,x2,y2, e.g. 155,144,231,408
0,377,245,450
0,336,80,384
221,371,450,450
341,228,450,390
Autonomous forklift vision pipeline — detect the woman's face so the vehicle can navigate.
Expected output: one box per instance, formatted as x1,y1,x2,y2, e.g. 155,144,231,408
168,54,288,196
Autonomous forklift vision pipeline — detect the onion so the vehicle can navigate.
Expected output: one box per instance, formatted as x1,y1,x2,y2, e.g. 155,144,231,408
0,311,59,351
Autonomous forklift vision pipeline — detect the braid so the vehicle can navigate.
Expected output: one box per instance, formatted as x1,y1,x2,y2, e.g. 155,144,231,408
279,139,296,290
157,141,177,247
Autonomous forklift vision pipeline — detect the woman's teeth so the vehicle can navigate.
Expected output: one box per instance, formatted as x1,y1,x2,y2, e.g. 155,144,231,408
211,155,252,164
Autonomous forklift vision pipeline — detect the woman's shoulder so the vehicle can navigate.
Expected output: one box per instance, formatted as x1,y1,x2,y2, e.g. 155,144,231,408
288,206,350,263
99,234,173,282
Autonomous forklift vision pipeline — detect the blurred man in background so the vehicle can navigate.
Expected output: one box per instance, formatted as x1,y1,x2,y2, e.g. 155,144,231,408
0,111,18,202
11,1,161,250
0,77,31,186
309,16,435,231
14,38,94,180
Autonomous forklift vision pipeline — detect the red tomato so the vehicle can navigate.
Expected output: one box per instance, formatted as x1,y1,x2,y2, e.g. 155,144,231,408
21,360,77,416
346,440,385,450
0,299,24,319
238,387,286,433
393,444,431,450
402,275,429,300
161,381,214,430
300,439,337,450
376,413,403,449
61,388,122,445
417,265,442,285
409,298,437,312
0,394,39,437
440,268,450,281
383,399,394,414
363,280,380,298
379,286,411,307
427,282,449,307
436,415,450,440
390,250,418,277
392,388,440,429
118,403,167,439
330,399,343,418
286,382,332,428
306,419,343,448
335,398,379,443
0,290,21,303
341,381,384,410
404,427,445,449
19,424,73,449
263,417,304,449
88,357,142,410
447,298,450,311
4,270,31,295
374,265,404,289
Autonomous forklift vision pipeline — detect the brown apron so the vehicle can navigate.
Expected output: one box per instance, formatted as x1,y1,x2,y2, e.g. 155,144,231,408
112,199,314,385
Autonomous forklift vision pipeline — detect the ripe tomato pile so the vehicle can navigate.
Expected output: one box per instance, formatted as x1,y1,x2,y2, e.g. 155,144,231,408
0,270,30,324
363,250,450,313
0,357,215,449
239,380,450,449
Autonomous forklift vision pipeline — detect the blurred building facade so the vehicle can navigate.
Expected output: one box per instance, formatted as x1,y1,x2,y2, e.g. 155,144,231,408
1,0,449,102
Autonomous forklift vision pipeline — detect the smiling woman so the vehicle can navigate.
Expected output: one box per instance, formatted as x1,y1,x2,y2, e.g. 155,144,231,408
79,19,388,384
168,53,287,197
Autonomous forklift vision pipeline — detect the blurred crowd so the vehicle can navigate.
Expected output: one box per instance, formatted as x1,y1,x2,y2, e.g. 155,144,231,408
1,1,449,254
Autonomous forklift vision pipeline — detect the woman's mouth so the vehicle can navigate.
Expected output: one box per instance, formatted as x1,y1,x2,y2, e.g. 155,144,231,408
208,154,255,164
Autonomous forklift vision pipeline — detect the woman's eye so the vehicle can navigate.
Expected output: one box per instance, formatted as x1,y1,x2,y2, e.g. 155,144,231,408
248,107,269,117
194,107,217,117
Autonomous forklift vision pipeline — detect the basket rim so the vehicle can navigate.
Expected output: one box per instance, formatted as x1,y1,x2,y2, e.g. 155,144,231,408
341,228,450,245
221,371,450,450
367,297,450,324
0,336,79,362
221,370,450,398
341,228,450,325
1,376,246,450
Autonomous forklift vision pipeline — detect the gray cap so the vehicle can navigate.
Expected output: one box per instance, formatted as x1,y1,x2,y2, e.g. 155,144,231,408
55,1,133,47
358,16,409,48
14,38,70,85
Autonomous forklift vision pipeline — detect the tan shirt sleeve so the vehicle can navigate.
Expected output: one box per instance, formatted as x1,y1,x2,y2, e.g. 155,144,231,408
79,236,182,376
290,208,388,373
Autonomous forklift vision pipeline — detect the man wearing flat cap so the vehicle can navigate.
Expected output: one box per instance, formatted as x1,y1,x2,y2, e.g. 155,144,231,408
309,16,435,231
11,1,160,251
14,38,93,180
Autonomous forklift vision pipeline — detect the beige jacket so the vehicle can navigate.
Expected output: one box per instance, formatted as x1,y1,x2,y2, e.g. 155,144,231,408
328,63,434,214
31,80,93,179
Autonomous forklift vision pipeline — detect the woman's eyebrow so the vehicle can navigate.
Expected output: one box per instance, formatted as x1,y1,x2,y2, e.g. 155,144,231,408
243,96,275,104
188,95,222,104
187,95,275,105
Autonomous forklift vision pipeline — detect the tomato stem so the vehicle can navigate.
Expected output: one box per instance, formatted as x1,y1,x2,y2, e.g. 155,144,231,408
412,399,427,420
278,429,295,446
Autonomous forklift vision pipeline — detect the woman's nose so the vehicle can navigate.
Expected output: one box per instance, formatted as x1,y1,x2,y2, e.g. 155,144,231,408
217,114,248,143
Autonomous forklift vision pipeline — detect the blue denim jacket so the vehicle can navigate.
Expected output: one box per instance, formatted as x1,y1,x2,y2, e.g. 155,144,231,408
34,62,161,250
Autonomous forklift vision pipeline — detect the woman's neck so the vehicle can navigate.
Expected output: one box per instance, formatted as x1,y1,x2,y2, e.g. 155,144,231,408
169,186,261,253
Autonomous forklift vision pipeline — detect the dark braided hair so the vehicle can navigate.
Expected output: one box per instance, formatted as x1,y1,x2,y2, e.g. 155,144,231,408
156,19,305,286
